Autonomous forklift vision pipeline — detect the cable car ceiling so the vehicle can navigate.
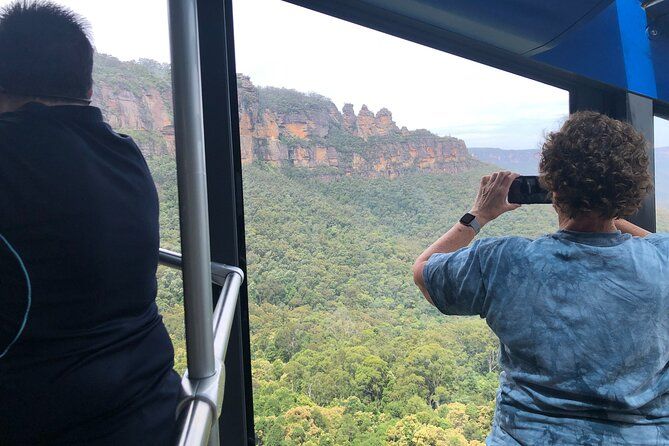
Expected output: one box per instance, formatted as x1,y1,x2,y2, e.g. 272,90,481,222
286,0,669,105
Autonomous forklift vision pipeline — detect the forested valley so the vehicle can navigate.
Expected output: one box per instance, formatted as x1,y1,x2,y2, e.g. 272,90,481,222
151,157,669,445
152,153,650,446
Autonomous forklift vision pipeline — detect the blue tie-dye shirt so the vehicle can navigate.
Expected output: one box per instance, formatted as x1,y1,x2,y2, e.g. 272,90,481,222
423,230,669,445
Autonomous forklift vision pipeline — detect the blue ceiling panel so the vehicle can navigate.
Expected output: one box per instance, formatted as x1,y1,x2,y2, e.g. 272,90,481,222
360,0,612,54
531,2,628,94
532,0,660,101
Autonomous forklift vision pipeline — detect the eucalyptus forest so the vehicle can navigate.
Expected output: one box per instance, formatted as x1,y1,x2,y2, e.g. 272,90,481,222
150,156,668,445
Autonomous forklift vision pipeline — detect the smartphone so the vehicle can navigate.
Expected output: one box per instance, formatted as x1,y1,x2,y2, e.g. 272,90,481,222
508,176,551,204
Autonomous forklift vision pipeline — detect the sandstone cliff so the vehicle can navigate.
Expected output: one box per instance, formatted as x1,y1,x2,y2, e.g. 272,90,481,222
91,54,477,177
92,54,176,156
237,75,475,176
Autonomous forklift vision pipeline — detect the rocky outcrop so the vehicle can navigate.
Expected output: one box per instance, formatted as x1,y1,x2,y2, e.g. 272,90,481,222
342,103,356,132
92,54,175,156
237,75,476,177
90,54,477,177
92,84,176,156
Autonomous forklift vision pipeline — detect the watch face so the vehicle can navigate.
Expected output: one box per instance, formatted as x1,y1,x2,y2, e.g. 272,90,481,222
460,213,475,225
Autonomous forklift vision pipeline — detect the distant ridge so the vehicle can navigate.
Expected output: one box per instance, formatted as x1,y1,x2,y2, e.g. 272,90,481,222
469,147,540,175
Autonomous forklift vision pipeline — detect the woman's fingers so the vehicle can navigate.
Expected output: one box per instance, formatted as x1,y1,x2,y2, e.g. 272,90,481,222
489,171,513,186
473,171,522,221
490,171,519,190
494,171,508,185
501,172,519,187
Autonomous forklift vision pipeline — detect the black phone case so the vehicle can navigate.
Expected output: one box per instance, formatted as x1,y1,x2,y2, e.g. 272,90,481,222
508,176,552,204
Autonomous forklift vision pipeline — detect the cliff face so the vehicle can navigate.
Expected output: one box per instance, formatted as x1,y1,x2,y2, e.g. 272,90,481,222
237,75,475,176
91,54,477,177
92,54,176,156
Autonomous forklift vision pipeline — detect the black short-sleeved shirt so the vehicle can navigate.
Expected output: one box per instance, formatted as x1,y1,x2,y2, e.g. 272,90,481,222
0,103,180,445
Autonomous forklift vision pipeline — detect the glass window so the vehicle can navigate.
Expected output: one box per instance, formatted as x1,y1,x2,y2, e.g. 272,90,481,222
234,0,567,443
656,116,669,232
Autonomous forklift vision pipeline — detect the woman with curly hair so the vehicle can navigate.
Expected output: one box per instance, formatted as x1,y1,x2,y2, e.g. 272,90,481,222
413,111,666,445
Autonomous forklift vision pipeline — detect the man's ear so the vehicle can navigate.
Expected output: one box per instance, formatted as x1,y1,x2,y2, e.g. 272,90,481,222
86,87,93,100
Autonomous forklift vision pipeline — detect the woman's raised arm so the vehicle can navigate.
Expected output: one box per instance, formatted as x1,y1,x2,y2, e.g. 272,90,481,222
615,219,651,237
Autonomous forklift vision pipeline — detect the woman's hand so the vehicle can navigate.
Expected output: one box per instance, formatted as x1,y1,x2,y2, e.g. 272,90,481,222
470,171,521,226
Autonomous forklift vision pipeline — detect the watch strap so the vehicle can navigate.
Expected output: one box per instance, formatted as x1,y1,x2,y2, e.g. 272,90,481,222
468,216,481,234
459,213,481,234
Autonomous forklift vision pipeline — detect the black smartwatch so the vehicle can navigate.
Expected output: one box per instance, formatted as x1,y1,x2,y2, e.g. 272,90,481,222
459,212,481,234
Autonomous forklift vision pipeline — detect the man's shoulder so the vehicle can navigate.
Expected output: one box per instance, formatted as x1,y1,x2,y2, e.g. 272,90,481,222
0,110,30,131
0,107,57,142
0,113,31,153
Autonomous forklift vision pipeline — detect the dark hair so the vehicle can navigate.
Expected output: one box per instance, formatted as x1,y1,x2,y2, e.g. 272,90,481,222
539,111,653,220
0,1,93,101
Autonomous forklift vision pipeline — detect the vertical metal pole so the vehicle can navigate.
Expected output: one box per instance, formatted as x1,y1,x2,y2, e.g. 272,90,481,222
168,0,216,379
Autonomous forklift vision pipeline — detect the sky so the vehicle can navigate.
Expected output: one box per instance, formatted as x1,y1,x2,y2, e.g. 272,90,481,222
233,0,568,150
0,0,667,149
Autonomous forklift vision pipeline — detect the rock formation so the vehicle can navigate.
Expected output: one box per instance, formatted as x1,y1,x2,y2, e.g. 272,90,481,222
236,75,475,177
92,54,176,156
91,54,477,177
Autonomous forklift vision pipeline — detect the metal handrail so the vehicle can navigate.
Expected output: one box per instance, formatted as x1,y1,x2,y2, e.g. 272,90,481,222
159,248,244,446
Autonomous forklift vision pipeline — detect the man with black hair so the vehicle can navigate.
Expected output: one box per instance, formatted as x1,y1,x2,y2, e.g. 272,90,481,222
0,2,180,444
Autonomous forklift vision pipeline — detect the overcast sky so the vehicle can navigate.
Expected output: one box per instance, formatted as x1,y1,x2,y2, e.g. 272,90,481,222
234,0,570,150
0,0,667,149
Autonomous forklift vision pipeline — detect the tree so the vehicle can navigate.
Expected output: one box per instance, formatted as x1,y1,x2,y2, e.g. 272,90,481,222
413,425,468,446
354,355,390,403
404,344,457,407
386,415,423,446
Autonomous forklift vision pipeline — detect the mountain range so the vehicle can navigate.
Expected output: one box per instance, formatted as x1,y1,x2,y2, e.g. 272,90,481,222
236,75,476,176
468,147,541,175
